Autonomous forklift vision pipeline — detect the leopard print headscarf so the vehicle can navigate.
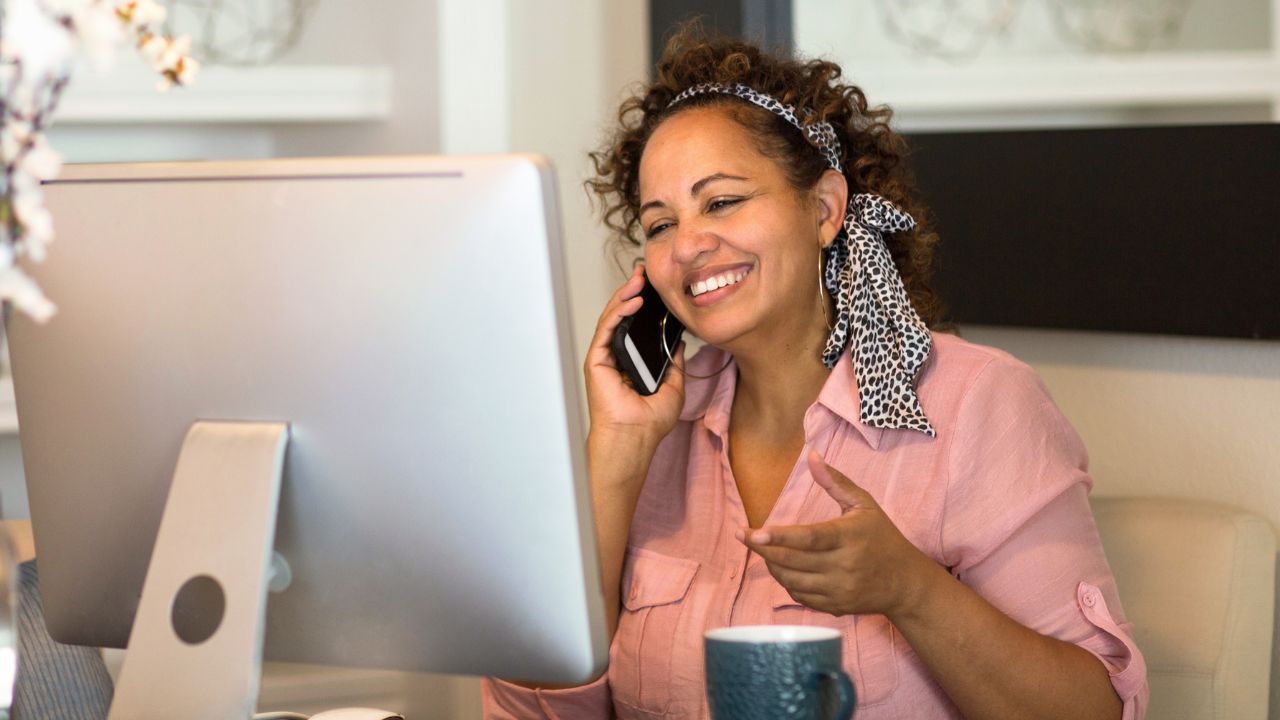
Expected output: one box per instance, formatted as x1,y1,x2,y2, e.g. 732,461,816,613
668,83,936,438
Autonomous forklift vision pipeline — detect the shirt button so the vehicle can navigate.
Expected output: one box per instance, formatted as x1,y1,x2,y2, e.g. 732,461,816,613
629,585,638,601
1082,592,1097,607
729,566,737,579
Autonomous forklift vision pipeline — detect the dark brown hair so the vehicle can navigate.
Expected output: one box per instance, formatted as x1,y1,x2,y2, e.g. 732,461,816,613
587,26,951,331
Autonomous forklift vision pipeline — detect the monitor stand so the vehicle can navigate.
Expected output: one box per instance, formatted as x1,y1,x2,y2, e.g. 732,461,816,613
107,421,289,720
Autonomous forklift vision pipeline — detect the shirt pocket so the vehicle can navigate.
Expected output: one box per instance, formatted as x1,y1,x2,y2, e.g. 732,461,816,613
769,582,900,708
850,613,900,708
613,547,701,716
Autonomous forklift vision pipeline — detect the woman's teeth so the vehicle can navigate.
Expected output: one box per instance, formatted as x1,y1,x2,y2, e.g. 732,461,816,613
690,270,748,297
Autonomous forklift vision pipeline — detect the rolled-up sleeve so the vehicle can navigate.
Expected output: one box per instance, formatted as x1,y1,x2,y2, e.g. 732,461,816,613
481,674,612,719
942,356,1149,718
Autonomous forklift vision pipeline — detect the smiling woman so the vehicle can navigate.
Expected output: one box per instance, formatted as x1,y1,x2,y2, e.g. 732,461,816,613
483,25,1149,720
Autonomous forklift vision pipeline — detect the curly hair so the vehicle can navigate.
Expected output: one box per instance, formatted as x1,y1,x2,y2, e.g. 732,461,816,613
587,26,951,331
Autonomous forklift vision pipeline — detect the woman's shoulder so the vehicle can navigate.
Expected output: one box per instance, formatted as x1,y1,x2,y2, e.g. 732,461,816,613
923,330,1043,394
927,330,1025,373
916,331,1059,434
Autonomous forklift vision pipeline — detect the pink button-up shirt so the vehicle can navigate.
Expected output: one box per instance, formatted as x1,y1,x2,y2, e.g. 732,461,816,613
484,332,1148,719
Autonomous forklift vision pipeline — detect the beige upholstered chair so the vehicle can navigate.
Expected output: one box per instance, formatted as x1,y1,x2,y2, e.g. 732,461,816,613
1091,497,1276,720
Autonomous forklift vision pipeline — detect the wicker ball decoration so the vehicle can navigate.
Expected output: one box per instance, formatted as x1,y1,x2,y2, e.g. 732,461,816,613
874,0,1022,60
165,0,318,66
1048,0,1194,52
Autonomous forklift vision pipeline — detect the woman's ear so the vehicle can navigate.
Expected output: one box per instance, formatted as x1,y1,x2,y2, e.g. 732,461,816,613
814,169,848,249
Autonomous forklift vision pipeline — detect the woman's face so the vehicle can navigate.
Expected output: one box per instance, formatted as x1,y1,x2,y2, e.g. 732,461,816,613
637,107,844,354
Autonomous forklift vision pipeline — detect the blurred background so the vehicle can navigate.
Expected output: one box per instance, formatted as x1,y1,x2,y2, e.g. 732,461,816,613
0,0,1276,716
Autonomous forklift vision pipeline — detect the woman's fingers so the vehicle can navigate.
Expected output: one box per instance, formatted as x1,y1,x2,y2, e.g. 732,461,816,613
587,296,641,361
583,265,684,432
586,266,646,364
742,539,832,572
590,268,644,335
763,562,828,595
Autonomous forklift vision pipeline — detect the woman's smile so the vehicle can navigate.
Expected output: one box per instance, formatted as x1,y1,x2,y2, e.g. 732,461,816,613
685,264,753,306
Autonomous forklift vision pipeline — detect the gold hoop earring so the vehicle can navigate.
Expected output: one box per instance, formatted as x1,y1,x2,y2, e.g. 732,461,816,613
819,258,833,331
661,312,733,380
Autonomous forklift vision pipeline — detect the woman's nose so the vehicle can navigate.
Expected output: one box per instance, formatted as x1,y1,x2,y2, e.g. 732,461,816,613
671,221,718,264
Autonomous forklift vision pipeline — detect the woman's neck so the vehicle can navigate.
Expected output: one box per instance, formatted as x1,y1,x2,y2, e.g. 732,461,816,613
729,321,832,437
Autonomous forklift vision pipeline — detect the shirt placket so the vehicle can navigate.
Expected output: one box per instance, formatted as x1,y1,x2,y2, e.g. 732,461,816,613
719,417,845,628
726,410,845,627
710,425,753,628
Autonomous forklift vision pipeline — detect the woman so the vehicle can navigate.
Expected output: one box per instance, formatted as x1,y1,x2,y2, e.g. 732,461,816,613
485,29,1147,720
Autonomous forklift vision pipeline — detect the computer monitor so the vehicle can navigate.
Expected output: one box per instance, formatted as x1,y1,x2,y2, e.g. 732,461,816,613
6,156,607,697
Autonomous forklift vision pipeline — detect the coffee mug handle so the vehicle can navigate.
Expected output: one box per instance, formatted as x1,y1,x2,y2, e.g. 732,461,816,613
815,669,856,720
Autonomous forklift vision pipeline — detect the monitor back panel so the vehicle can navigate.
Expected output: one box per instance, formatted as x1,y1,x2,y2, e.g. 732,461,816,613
9,156,606,682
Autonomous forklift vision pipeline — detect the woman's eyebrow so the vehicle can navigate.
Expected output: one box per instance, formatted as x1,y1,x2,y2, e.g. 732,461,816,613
640,173,751,216
690,173,749,196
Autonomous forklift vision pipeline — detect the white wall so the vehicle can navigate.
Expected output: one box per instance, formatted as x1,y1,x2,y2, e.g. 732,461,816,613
269,0,440,158
48,0,440,163
437,0,651,388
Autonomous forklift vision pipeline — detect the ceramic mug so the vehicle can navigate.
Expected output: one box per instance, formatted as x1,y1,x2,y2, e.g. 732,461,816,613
705,625,856,720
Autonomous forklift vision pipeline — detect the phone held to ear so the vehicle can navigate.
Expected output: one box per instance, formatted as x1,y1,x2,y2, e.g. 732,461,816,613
610,274,685,396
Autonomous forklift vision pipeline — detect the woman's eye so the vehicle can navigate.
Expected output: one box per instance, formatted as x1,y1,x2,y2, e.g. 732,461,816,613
645,222,672,239
707,197,744,212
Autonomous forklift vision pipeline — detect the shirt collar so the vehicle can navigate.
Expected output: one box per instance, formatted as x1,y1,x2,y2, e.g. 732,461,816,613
815,349,884,450
677,346,884,450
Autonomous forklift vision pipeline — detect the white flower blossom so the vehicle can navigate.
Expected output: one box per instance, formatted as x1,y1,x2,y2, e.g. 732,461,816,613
138,33,167,64
19,135,63,181
0,265,57,323
12,191,55,250
118,0,167,29
159,33,191,70
8,167,40,195
22,231,49,263
42,0,90,13
7,82,37,120
1,0,193,321
73,1,127,71
176,55,199,86
2,0,79,77
0,125,23,164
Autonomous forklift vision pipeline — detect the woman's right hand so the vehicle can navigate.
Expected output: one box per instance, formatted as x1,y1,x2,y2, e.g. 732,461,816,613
584,264,686,452
584,264,686,638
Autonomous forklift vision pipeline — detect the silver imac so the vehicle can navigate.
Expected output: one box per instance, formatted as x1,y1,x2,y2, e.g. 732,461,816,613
6,155,607,714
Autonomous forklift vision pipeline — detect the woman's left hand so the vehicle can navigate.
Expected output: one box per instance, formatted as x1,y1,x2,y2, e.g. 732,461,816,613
738,451,941,619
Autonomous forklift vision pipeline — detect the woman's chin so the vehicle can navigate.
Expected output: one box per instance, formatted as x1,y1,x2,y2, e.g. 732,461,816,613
685,325,749,355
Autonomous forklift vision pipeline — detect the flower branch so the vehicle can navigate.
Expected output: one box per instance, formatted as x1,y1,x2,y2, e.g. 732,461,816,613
0,0,198,322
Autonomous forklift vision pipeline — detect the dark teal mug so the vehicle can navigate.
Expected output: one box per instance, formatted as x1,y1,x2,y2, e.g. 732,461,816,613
705,625,856,720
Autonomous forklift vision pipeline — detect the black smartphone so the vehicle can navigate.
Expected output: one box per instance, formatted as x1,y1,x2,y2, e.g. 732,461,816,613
611,274,685,396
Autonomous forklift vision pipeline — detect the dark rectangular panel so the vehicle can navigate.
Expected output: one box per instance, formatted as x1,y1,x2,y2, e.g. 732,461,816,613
906,124,1280,340
650,0,791,69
